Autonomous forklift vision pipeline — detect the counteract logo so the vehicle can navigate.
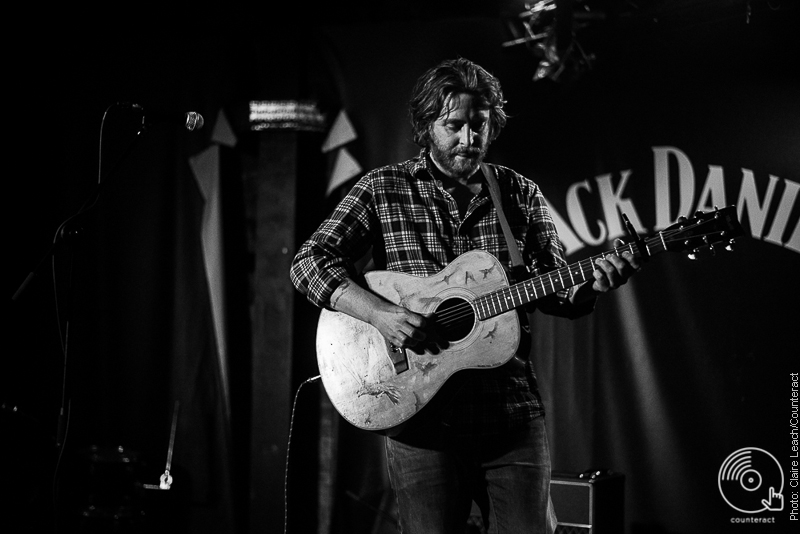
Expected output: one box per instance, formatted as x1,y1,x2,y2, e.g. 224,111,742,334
719,447,784,513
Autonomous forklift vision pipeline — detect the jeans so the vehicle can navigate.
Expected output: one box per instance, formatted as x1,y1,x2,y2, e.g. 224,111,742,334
385,416,557,534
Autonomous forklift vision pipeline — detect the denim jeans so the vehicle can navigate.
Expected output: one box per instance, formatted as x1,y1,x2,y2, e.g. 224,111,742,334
385,416,557,534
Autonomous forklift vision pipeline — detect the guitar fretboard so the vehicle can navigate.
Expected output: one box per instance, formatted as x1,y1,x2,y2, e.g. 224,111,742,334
473,233,666,320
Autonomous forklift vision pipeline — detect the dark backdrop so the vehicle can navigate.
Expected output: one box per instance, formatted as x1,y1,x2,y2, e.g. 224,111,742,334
5,2,798,534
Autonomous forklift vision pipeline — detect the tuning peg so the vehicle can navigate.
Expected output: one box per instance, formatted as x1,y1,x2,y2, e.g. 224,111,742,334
622,213,649,262
701,236,716,256
725,239,736,252
687,249,699,260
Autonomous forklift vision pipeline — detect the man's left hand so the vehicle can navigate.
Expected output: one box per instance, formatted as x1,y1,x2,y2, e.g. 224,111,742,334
591,251,640,293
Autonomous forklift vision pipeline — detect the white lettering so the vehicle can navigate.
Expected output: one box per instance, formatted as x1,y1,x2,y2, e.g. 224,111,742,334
595,170,646,241
653,146,695,230
787,219,800,254
736,170,779,239
695,165,728,213
554,147,800,258
763,178,800,251
566,180,606,246
546,200,585,256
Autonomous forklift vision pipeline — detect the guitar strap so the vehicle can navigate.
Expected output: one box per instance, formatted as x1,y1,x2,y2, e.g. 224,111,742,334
481,162,533,286
481,162,537,363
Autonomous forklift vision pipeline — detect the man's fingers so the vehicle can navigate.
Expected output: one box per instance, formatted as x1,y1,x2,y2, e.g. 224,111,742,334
593,251,639,292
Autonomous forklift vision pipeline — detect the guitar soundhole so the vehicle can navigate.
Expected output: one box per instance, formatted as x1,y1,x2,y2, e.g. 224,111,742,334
434,298,475,342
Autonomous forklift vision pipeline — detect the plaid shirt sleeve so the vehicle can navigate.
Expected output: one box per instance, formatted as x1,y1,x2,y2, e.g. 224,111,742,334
289,176,378,309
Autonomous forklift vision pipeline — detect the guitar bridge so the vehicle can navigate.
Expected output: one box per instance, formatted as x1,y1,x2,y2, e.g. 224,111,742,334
385,340,409,374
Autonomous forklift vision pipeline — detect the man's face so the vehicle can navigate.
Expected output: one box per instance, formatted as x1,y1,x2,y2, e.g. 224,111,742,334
428,93,491,180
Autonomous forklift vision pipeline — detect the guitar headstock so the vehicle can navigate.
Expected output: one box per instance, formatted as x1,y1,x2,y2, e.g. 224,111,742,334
660,206,744,259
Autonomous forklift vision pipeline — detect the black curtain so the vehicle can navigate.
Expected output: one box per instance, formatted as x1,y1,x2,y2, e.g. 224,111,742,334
6,3,797,534
300,8,798,533
6,11,242,533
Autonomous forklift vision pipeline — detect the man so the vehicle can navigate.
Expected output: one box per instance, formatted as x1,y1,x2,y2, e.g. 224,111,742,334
290,58,638,533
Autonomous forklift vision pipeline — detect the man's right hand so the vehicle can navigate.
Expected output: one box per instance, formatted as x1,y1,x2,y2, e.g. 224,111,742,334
329,278,428,349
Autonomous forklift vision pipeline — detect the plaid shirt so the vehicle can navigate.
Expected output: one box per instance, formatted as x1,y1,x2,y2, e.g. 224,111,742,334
291,149,590,436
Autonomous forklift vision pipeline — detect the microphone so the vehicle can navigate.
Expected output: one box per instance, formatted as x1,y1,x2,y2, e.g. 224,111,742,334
183,111,204,131
126,103,205,131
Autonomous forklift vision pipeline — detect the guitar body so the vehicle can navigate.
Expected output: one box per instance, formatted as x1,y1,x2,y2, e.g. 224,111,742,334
316,249,521,432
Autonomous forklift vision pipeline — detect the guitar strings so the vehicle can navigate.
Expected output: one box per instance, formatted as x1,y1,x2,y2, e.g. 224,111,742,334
431,223,709,330
434,303,474,330
435,303,473,324
436,220,720,328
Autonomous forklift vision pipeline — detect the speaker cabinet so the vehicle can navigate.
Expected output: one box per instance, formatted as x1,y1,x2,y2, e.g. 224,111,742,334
550,471,625,534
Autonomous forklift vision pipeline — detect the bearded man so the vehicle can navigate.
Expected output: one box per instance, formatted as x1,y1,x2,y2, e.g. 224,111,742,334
290,58,639,533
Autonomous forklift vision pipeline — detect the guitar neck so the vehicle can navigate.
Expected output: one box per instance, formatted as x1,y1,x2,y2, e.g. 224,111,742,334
474,233,665,320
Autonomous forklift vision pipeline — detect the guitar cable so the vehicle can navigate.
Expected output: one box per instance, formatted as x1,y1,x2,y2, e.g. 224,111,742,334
283,374,321,534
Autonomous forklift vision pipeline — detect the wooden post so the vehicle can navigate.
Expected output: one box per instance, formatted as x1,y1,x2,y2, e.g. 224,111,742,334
248,130,297,533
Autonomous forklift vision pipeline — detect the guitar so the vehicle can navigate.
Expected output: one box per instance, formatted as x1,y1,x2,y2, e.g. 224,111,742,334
316,206,743,432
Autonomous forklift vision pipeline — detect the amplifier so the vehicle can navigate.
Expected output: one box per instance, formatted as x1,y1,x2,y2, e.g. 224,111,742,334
550,471,625,534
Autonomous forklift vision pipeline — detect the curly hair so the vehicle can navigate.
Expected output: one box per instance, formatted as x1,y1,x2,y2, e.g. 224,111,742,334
408,58,508,147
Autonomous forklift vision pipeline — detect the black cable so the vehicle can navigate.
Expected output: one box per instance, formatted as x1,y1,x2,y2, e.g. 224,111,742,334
283,374,321,534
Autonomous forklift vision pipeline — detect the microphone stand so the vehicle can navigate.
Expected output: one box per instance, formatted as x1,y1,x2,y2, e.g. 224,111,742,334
9,103,151,530
12,103,148,304
12,101,187,304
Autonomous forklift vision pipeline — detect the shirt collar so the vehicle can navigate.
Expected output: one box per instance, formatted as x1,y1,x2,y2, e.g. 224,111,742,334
408,148,435,179
408,148,492,197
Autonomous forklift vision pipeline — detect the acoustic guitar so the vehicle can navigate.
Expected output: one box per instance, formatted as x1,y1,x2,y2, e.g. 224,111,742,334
316,206,743,431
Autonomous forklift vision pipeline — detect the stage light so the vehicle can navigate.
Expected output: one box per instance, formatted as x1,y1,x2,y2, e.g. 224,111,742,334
502,0,598,84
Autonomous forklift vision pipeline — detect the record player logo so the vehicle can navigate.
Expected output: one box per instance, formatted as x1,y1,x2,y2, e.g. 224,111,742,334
718,447,784,513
